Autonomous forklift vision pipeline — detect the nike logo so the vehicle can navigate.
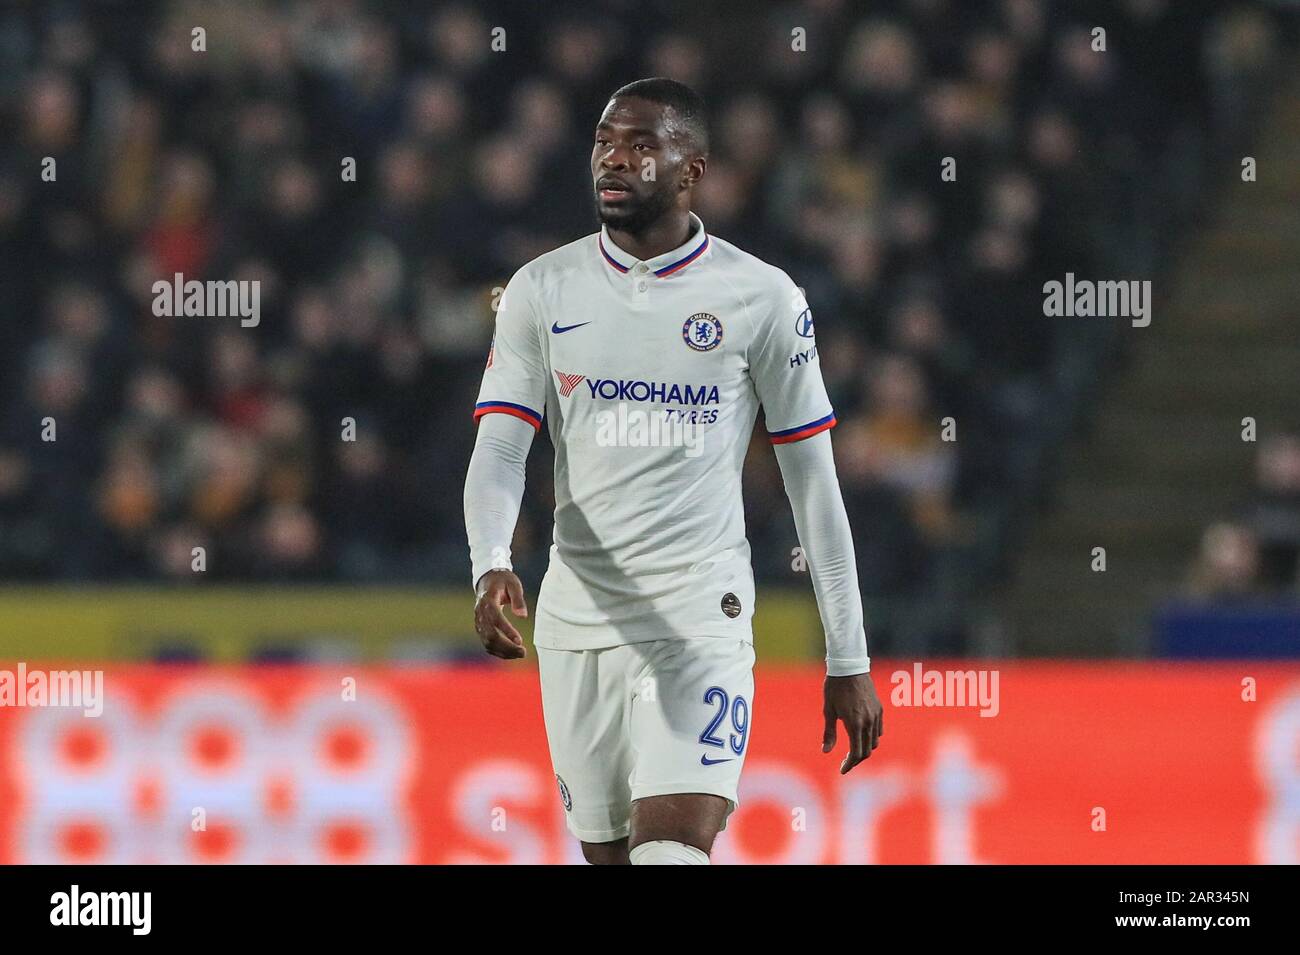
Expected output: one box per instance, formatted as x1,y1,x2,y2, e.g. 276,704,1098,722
551,321,592,334
700,754,735,766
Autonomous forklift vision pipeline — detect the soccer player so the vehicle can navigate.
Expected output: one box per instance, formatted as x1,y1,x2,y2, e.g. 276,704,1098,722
464,78,882,865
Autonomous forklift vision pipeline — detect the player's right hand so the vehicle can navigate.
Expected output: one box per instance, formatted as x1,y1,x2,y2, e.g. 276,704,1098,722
473,570,529,660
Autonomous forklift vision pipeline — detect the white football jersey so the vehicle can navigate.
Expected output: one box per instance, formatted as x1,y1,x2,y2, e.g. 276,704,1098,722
473,213,834,650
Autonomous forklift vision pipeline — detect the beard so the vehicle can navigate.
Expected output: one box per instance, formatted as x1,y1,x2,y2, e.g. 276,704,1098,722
594,183,676,236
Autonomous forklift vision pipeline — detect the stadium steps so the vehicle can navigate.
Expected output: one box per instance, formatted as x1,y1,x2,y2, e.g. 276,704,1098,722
1000,64,1300,656
1193,222,1300,269
1158,299,1291,339
1008,555,1178,657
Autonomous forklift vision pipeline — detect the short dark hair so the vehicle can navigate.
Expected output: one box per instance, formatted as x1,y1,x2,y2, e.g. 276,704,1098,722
608,77,709,155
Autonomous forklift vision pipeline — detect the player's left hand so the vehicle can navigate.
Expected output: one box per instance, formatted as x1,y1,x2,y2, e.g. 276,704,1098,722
822,672,883,774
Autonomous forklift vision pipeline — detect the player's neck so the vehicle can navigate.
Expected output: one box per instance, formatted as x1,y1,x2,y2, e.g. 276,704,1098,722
607,210,695,263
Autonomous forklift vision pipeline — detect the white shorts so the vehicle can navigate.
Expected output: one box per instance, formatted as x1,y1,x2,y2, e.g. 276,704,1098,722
537,636,756,844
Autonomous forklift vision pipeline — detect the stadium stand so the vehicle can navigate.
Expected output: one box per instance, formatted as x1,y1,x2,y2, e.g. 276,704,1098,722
0,0,1294,659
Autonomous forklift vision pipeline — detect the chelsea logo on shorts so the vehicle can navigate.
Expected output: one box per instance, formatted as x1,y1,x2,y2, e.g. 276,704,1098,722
556,774,572,812
721,592,742,618
682,313,723,352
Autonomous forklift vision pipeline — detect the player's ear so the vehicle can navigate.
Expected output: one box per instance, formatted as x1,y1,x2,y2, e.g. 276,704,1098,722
683,155,707,189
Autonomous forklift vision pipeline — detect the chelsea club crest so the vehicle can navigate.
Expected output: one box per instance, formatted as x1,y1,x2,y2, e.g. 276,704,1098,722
682,313,723,352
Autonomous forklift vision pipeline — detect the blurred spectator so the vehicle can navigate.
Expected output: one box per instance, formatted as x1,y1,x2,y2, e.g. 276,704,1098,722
1243,434,1300,590
1186,522,1262,601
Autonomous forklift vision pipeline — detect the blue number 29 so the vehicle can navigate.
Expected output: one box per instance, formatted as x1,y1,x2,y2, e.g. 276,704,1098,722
699,686,749,755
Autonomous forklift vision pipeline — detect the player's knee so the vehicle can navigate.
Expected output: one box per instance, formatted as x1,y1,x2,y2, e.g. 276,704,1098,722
581,839,630,865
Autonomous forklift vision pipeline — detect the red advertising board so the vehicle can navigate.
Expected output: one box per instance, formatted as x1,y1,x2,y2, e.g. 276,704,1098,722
0,662,1296,864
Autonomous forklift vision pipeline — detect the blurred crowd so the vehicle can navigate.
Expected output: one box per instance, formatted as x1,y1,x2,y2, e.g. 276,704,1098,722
1188,434,1300,601
0,0,1291,648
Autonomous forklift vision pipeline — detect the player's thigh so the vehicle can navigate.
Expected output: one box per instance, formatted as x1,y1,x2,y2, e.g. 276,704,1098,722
626,636,755,851
537,645,636,844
